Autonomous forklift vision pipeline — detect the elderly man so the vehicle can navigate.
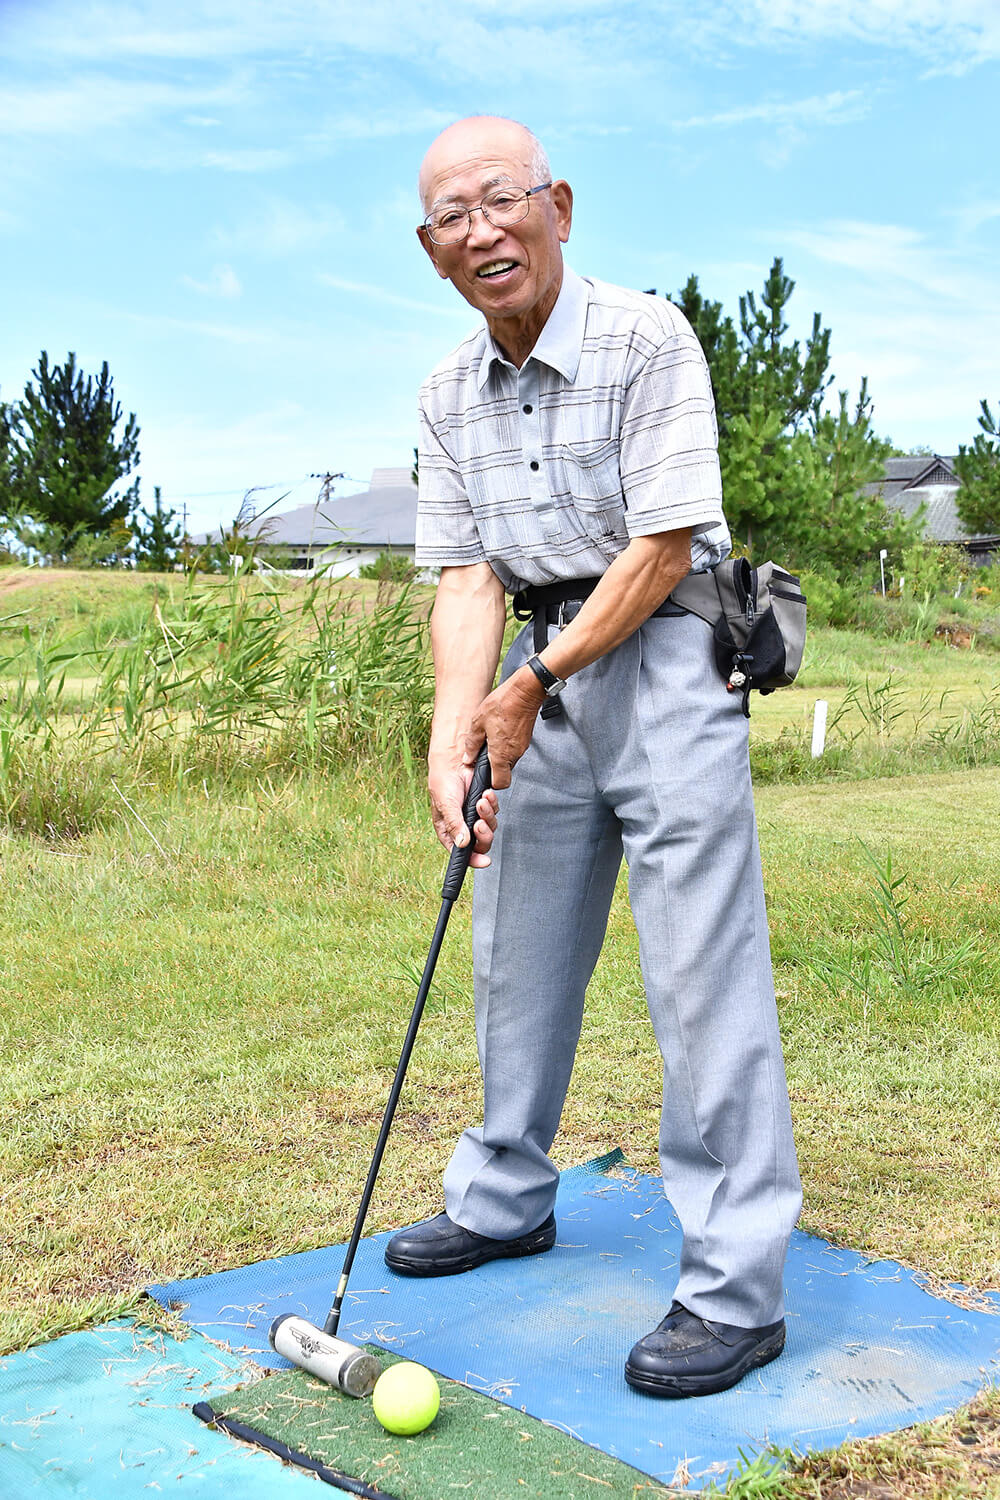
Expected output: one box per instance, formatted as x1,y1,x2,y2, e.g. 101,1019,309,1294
384,116,802,1398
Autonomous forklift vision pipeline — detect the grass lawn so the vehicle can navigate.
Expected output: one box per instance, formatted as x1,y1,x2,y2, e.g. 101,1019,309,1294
1,566,998,1496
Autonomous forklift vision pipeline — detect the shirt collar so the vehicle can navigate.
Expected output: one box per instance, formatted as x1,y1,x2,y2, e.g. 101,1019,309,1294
475,266,589,390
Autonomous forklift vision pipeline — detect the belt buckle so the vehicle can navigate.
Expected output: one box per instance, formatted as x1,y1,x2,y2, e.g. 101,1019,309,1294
556,601,568,630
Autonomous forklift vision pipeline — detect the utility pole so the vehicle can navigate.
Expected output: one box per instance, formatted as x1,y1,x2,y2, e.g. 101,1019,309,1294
312,472,345,507
308,472,345,574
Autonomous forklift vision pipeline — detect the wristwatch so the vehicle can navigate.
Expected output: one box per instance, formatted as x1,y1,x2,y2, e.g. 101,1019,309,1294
526,653,567,697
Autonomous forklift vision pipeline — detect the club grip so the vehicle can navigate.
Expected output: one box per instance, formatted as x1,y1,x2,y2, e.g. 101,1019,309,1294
441,744,493,901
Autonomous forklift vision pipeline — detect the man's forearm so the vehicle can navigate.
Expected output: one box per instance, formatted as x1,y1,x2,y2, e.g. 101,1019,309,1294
527,528,693,687
429,563,507,765
462,528,695,790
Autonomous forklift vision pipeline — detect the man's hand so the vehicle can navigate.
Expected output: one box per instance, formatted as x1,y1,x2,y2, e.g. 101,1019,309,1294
426,562,506,865
428,756,499,866
462,667,546,790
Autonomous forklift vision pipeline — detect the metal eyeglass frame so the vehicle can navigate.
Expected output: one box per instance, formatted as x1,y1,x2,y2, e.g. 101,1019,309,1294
422,183,553,245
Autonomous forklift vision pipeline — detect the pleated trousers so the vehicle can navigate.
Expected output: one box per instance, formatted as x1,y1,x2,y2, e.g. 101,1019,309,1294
442,608,802,1327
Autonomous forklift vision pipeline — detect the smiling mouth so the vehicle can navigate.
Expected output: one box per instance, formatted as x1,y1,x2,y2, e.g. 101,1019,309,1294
476,260,518,279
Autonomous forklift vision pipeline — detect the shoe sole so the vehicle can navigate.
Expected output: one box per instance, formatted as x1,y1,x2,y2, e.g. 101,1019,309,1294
385,1229,556,1278
623,1328,786,1398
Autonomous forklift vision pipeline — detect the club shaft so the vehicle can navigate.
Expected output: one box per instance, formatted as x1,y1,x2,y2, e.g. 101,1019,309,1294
325,897,454,1335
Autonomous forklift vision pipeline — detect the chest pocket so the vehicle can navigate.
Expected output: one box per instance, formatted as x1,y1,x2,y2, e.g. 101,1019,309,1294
559,438,628,553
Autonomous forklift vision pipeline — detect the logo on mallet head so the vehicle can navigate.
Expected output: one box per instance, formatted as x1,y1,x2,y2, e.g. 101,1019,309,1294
291,1327,323,1358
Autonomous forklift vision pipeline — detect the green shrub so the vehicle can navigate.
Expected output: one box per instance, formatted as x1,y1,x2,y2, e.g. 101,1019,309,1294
852,591,945,642
798,569,858,629
358,550,416,584
899,542,967,598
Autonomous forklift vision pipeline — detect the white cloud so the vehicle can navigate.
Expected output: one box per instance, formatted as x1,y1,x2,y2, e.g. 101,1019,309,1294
679,0,1000,68
674,89,868,131
180,264,242,299
948,199,1000,238
0,74,230,137
7,0,998,77
3,2,651,100
200,147,292,173
317,274,471,319
776,218,1000,446
210,198,345,257
116,309,288,349
784,219,992,305
309,109,456,145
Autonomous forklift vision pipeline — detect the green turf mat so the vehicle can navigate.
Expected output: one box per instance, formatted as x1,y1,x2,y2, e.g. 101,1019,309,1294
201,1350,671,1498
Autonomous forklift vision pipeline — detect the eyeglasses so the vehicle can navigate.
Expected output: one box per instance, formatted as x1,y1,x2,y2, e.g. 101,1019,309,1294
422,183,552,246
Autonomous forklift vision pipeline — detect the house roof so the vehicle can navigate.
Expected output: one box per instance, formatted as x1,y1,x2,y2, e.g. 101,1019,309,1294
195,469,418,549
865,453,999,545
882,484,970,543
863,454,958,505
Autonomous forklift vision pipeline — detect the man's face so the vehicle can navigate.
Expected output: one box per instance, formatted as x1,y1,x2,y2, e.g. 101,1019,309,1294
417,124,572,328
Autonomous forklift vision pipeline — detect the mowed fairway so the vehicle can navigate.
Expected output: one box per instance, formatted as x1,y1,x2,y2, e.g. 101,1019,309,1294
2,566,1000,1496
1,760,997,1356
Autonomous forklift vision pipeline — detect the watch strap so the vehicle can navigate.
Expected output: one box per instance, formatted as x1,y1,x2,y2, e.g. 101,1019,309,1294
526,653,567,696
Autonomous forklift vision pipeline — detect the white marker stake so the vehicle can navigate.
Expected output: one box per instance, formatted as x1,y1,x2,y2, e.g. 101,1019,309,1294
879,548,888,597
811,700,828,759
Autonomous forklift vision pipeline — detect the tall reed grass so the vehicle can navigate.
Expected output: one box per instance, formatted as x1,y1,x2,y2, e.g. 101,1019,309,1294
1,563,433,837
4,562,1000,838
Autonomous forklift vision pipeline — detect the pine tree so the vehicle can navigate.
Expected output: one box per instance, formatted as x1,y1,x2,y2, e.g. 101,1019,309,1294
672,262,899,575
133,486,183,571
955,400,1000,536
782,382,917,572
6,352,140,555
675,258,832,443
0,395,14,517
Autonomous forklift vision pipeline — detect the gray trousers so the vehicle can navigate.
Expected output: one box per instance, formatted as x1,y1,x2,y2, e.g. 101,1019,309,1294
442,610,802,1328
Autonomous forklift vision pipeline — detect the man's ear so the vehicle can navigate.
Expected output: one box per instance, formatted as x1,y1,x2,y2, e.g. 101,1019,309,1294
551,180,573,245
417,224,450,280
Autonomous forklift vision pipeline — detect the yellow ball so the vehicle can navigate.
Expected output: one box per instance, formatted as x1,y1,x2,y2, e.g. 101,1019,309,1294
371,1361,440,1435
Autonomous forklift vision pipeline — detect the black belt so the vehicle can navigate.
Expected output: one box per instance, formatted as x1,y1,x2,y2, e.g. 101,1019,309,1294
511,577,688,718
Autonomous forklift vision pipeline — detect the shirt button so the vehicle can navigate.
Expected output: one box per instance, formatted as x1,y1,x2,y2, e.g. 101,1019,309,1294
523,404,533,414
529,460,540,471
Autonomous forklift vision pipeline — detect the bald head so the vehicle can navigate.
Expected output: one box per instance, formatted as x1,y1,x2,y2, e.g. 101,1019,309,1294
418,116,550,213
414,115,571,367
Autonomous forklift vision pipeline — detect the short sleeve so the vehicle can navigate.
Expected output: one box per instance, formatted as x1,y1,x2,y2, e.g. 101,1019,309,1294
414,398,488,568
618,323,728,548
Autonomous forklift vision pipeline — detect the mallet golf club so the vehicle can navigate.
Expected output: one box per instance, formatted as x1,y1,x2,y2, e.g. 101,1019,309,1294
269,746,493,1395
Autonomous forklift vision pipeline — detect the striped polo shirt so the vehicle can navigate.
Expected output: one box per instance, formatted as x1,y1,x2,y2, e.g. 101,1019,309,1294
414,266,731,591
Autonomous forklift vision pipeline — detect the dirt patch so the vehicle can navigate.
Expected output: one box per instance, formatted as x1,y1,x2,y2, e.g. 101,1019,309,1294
935,622,975,649
0,567,91,596
794,1386,1000,1498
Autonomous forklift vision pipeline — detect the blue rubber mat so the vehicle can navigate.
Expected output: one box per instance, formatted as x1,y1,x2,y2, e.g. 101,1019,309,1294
150,1152,1000,1488
0,1320,309,1495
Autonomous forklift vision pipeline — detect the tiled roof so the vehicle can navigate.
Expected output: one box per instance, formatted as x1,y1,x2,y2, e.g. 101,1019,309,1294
885,484,968,543
865,454,959,503
866,455,997,544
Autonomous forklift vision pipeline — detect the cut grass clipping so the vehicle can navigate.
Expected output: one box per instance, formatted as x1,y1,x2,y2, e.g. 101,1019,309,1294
197,1350,670,1499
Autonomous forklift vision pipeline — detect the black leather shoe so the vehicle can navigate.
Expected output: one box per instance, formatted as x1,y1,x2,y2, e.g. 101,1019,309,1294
625,1302,785,1398
384,1211,556,1277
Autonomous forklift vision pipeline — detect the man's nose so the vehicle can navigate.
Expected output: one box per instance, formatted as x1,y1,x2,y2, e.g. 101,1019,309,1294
466,206,503,248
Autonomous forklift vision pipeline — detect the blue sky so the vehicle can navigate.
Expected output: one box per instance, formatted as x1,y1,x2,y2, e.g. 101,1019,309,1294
1,0,997,535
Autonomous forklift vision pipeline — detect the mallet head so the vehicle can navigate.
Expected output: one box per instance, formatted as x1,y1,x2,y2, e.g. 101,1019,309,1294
269,1314,381,1397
